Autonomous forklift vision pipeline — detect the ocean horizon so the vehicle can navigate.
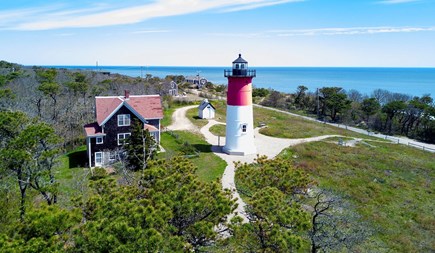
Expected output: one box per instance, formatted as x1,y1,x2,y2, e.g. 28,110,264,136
46,66,435,97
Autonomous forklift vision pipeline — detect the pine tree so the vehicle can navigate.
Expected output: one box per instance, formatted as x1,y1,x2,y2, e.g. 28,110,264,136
124,120,157,171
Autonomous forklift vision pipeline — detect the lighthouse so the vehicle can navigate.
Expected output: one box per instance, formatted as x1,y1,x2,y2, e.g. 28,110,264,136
223,54,256,155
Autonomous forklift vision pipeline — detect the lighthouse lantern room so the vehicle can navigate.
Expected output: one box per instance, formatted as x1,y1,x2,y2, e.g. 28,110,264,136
223,54,257,155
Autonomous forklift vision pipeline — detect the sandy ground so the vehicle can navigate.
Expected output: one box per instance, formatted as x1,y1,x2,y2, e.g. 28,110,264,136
166,105,198,132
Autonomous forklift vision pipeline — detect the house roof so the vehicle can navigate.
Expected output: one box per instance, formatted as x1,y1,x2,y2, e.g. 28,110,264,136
84,122,104,137
198,99,215,111
233,54,248,64
96,95,163,125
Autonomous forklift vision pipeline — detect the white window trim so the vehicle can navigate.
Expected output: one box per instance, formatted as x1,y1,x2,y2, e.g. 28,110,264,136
117,133,131,145
118,114,131,127
95,152,103,166
109,151,117,161
96,136,103,144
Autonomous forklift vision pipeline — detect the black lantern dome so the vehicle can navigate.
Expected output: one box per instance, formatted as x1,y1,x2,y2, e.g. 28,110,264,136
224,54,256,77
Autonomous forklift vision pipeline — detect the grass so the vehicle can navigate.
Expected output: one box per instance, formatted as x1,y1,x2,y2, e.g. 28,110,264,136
278,139,435,252
209,124,226,136
187,101,376,140
56,145,90,206
159,131,227,183
186,107,209,129
254,106,377,140
186,99,227,129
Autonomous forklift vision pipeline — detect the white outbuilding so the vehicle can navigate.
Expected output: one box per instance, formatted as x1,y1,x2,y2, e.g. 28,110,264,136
198,99,215,119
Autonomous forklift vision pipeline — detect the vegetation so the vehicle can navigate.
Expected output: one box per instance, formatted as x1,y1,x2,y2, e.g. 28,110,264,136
231,157,312,252
0,111,62,219
259,85,435,143
1,60,433,252
124,120,157,171
159,131,226,182
279,139,435,252
209,124,226,136
234,156,371,252
0,158,237,252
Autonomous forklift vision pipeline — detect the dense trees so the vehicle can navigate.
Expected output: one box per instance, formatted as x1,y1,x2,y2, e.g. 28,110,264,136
234,156,312,252
319,87,351,122
0,157,236,252
0,111,61,219
260,86,435,143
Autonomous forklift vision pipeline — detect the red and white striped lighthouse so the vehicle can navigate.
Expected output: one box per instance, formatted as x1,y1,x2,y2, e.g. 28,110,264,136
223,54,256,155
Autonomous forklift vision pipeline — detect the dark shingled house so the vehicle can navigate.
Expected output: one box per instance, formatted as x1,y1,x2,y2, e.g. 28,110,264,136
84,91,163,167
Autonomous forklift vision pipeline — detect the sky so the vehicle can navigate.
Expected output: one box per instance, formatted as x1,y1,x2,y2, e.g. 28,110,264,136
1,0,435,67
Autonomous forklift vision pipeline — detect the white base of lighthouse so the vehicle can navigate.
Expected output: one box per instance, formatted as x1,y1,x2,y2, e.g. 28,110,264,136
223,105,256,156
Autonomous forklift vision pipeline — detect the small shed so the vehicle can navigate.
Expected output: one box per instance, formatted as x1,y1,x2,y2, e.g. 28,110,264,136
198,99,215,119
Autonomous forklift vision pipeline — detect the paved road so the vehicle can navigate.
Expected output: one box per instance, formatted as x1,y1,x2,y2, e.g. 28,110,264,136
254,104,435,153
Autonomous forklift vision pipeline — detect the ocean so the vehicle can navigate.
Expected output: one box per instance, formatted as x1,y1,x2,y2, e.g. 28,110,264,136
50,66,435,97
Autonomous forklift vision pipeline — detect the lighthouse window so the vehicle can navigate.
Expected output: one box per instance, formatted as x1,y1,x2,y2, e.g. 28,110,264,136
241,63,245,69
235,64,240,69
241,124,247,133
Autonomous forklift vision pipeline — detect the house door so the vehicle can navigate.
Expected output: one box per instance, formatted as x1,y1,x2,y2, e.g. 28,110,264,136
95,152,103,167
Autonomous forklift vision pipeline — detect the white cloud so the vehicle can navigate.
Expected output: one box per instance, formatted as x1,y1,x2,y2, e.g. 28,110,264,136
270,26,435,36
1,0,301,31
377,0,421,4
209,26,435,38
222,0,303,12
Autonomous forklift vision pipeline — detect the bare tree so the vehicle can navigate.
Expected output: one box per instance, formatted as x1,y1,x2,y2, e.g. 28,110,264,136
308,189,372,253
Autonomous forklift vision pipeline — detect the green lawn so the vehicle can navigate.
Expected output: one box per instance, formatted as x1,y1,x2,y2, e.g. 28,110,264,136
56,145,90,206
279,139,435,252
186,107,209,129
188,102,375,140
209,124,226,136
254,106,377,139
159,131,227,182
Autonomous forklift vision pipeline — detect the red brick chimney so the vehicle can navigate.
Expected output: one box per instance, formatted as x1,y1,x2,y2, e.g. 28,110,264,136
124,90,130,99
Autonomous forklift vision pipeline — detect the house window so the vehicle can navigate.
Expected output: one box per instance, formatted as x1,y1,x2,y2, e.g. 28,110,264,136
118,133,131,145
241,124,247,133
96,136,103,144
109,151,117,161
95,152,103,166
118,114,131,126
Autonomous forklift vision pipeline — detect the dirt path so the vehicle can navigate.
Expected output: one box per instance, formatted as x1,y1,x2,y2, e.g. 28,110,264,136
166,105,198,132
199,119,340,222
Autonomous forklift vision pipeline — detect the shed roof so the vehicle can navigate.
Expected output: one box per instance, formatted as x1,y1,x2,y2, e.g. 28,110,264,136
198,99,215,111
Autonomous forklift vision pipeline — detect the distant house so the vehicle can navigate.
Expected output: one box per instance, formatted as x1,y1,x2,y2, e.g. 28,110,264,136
198,99,215,119
161,80,178,96
84,90,163,168
186,74,208,89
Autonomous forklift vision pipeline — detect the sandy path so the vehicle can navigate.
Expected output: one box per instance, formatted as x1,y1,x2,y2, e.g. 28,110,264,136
200,120,339,222
166,105,198,131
